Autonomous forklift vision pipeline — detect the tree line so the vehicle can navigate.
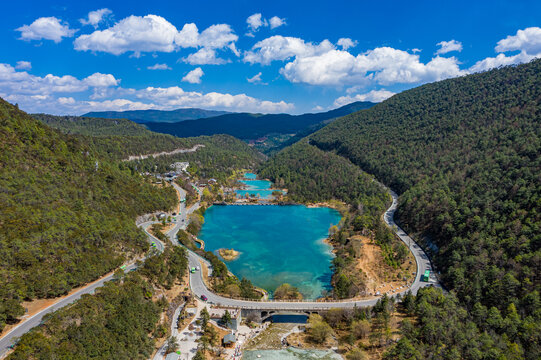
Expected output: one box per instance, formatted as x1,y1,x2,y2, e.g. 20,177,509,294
305,59,541,358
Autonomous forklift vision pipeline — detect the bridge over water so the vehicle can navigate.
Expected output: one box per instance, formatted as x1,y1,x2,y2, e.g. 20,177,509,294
186,188,439,317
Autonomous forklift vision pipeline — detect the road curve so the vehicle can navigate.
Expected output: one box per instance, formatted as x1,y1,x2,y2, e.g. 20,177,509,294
0,222,167,358
185,188,436,311
0,182,436,356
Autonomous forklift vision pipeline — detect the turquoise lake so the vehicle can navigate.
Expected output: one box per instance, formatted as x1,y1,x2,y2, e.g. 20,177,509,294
235,173,284,199
199,204,341,299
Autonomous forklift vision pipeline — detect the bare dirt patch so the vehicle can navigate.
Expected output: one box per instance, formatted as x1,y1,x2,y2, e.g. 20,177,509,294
352,235,415,297
245,323,297,349
286,330,338,350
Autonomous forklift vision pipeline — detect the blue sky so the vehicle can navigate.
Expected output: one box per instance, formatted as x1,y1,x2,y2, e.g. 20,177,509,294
1,0,540,115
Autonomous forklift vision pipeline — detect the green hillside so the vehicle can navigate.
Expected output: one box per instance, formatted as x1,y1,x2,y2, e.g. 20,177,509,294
280,59,541,358
0,99,177,332
260,140,388,208
32,113,264,181
32,114,152,137
125,134,264,181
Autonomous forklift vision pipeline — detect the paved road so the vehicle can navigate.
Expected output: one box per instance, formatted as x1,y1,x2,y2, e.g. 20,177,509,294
0,221,168,358
185,188,436,311
0,181,436,357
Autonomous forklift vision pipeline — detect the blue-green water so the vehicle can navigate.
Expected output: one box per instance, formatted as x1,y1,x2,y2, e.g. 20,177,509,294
199,205,341,299
236,173,284,199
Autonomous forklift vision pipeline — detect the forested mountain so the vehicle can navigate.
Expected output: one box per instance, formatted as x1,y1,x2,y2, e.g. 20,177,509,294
260,140,388,210
127,134,264,181
32,113,264,180
83,108,230,123
33,114,151,136
145,101,375,140
0,98,177,332
270,59,541,358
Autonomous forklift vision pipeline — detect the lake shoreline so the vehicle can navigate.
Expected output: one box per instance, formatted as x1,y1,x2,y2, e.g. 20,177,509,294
199,203,341,300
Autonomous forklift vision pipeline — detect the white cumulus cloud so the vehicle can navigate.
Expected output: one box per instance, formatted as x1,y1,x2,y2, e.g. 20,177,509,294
147,63,172,70
198,24,238,49
134,86,294,113
74,15,180,55
182,68,204,84
0,63,118,96
280,46,465,86
0,64,293,114
334,89,396,107
337,38,357,50
80,8,112,28
15,61,32,70
495,27,541,54
58,96,75,104
269,16,286,29
83,72,120,87
244,36,334,65
469,52,534,73
74,15,238,58
184,48,228,65
436,40,463,55
246,14,286,36
16,17,76,43
246,13,267,33
470,27,541,72
247,72,265,84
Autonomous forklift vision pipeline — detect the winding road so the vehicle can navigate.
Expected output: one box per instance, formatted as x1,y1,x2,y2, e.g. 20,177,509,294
0,217,170,357
0,180,436,357
185,188,436,311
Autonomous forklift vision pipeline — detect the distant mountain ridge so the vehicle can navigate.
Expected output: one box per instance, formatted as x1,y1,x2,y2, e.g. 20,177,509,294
83,108,231,123
144,101,375,140
33,114,151,136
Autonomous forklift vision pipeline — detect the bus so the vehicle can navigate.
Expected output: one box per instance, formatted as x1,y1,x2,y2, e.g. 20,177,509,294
120,265,127,270
422,270,430,282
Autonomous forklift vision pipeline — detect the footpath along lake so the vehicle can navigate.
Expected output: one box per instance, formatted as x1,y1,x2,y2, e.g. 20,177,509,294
200,175,341,299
